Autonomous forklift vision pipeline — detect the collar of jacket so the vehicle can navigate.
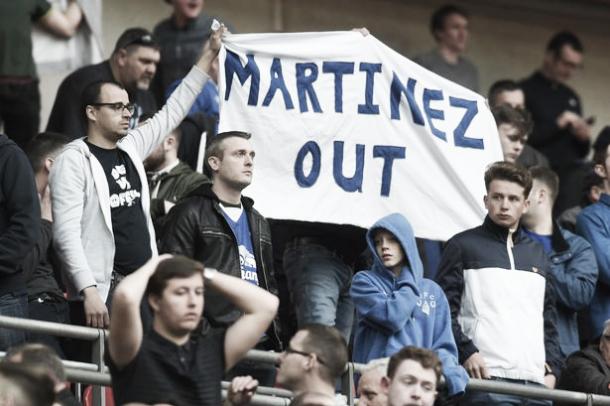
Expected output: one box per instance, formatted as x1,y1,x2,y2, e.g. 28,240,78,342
600,193,610,208
187,183,255,210
482,215,527,243
550,221,570,253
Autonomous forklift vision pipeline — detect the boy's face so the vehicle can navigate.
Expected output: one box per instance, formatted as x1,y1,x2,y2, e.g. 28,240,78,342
383,359,437,406
498,123,526,163
149,274,204,337
374,229,405,271
484,179,529,230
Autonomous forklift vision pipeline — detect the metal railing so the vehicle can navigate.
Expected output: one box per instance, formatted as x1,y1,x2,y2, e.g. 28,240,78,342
2,315,610,406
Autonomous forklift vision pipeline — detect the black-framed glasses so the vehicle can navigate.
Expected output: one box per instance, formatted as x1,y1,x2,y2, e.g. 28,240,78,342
285,345,326,365
90,102,136,115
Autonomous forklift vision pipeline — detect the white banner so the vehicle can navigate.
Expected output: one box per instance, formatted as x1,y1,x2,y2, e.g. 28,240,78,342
218,32,502,241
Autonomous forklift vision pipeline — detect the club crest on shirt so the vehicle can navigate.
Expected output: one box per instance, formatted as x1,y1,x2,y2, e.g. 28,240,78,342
416,291,436,316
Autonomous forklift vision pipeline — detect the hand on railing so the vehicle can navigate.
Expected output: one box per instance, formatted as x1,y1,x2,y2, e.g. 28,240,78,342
225,375,259,406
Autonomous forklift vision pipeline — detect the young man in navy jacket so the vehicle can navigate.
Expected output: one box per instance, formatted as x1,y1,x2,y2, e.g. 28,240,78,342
436,161,563,405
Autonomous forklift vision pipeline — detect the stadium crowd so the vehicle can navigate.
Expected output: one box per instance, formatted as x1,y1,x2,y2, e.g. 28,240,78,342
1,1,610,405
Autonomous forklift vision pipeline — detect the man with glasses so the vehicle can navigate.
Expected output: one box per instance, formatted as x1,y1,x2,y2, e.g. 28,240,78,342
275,324,348,404
49,26,224,337
557,319,610,399
47,27,161,140
521,31,591,214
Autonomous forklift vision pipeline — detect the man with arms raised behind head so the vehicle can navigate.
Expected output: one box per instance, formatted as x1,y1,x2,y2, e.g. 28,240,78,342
436,161,562,405
47,27,161,139
275,324,348,405
107,255,278,405
50,27,224,333
382,346,441,406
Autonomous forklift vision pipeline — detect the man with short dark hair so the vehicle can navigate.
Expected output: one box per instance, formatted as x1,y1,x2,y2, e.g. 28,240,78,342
276,324,348,403
413,4,479,91
160,131,283,383
381,346,441,406
107,255,279,405
22,132,71,356
521,31,590,214
436,161,563,404
152,0,230,105
492,105,532,164
488,79,549,168
4,343,80,406
521,166,597,359
50,28,223,332
576,130,610,343
47,27,161,139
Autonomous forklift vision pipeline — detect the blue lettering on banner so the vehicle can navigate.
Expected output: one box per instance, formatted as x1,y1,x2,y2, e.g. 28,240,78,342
423,88,446,141
223,54,483,149
224,50,260,106
296,63,322,113
373,145,406,196
322,61,355,113
294,140,405,197
333,141,365,192
390,74,425,125
449,97,483,149
294,141,322,187
262,57,294,109
358,63,381,115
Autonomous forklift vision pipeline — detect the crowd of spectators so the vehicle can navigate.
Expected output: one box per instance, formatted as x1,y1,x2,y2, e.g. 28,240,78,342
1,1,609,405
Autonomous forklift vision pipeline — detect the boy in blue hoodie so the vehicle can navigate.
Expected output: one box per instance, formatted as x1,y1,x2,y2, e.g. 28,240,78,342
350,213,468,397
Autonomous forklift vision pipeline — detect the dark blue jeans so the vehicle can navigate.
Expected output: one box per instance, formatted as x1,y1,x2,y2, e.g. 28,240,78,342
460,378,552,406
28,297,70,358
283,242,354,342
0,290,28,351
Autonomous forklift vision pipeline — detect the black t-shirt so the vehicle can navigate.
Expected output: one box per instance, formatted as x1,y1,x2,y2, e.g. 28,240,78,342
106,324,226,406
86,141,151,274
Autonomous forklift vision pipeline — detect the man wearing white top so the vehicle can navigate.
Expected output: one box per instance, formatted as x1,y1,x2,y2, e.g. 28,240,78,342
50,25,225,331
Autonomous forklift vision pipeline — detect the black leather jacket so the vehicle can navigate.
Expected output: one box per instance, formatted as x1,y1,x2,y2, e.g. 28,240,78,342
159,184,282,351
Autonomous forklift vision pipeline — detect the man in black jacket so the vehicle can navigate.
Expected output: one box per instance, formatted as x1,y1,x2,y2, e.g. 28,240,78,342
23,133,70,356
46,27,160,139
521,31,590,214
557,319,610,399
160,131,282,383
436,161,563,405
0,133,40,350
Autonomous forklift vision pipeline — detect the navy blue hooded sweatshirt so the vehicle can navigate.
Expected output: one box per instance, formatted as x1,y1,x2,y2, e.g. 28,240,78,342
350,213,468,396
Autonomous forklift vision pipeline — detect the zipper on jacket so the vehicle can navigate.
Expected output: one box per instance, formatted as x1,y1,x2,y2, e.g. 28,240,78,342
254,216,283,350
506,228,516,270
